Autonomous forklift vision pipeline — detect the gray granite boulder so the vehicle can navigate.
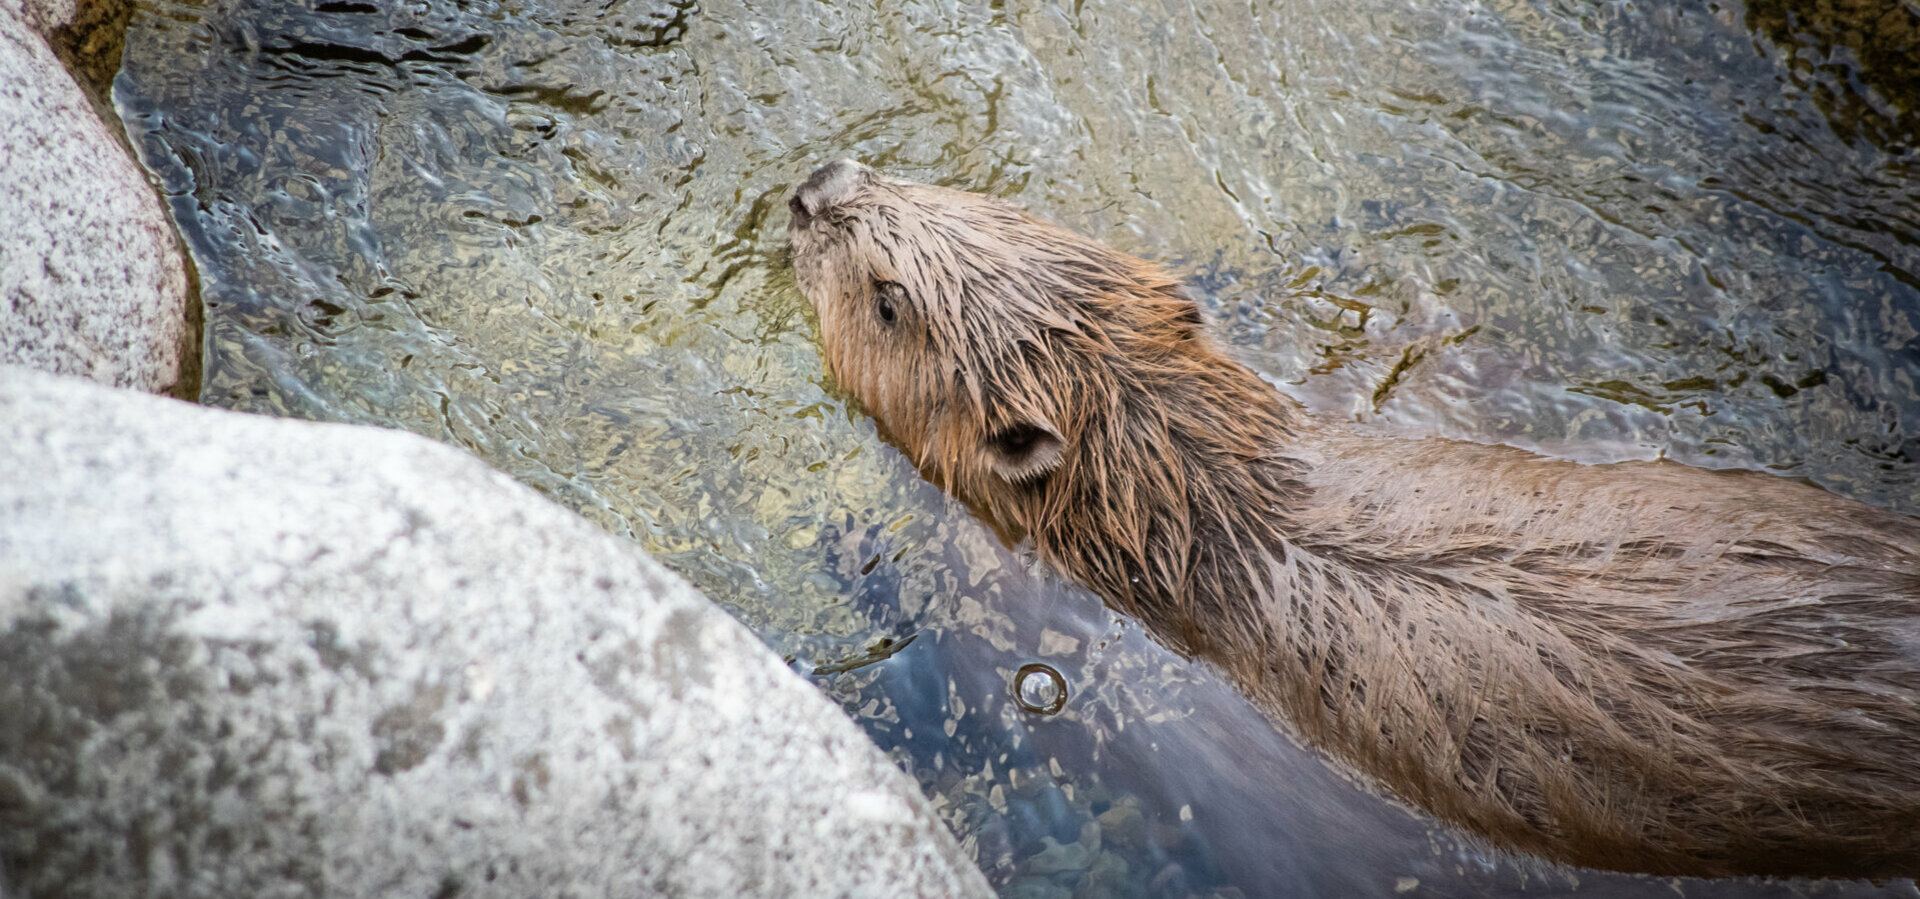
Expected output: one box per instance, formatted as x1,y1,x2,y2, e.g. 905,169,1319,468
2,0,79,35
0,2,193,395
0,365,991,899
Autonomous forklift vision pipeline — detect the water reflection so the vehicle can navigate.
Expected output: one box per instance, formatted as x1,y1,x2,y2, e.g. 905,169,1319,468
1744,0,1920,155
118,0,1918,895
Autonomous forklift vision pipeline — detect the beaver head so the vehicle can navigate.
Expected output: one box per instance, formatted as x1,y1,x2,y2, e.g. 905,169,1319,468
788,161,1297,599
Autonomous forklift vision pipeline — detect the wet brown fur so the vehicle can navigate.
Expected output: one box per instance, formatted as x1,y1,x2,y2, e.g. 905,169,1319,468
787,161,1920,879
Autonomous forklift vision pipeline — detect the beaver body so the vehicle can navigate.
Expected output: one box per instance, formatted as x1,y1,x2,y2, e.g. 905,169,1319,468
786,159,1920,878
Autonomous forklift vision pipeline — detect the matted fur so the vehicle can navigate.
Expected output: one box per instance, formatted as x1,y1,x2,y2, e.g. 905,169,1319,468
787,160,1920,878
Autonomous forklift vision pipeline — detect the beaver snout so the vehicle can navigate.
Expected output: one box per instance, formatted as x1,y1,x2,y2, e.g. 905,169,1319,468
789,159,868,227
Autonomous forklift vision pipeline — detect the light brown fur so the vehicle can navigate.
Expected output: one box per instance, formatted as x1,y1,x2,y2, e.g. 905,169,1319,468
786,160,1920,878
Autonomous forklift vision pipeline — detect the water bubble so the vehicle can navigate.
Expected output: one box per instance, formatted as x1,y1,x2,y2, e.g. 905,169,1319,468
1013,663,1068,715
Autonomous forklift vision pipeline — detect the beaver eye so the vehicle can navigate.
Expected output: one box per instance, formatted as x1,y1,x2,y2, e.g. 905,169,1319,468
874,280,905,326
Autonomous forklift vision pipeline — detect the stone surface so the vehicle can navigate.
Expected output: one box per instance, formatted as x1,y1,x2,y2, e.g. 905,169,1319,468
2,0,79,34
1,4,192,395
0,365,991,899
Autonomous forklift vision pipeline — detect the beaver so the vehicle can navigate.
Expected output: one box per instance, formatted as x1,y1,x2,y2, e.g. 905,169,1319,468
785,159,1920,879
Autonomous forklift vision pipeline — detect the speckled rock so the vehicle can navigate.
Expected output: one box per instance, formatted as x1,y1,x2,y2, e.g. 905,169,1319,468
0,366,991,899
0,3,192,394
2,0,79,33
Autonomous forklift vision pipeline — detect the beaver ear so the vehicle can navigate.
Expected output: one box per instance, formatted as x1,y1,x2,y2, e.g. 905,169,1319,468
984,420,1065,485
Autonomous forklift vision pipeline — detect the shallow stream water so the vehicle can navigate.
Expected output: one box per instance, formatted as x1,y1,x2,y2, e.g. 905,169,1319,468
118,0,1920,895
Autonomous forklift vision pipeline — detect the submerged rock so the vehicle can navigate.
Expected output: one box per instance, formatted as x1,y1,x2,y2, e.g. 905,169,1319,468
0,365,991,898
0,1,192,394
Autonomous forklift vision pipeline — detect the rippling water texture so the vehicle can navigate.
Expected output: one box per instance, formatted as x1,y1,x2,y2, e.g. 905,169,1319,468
119,0,1919,895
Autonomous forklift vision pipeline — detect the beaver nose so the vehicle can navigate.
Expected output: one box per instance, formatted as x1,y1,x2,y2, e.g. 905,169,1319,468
789,159,868,227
